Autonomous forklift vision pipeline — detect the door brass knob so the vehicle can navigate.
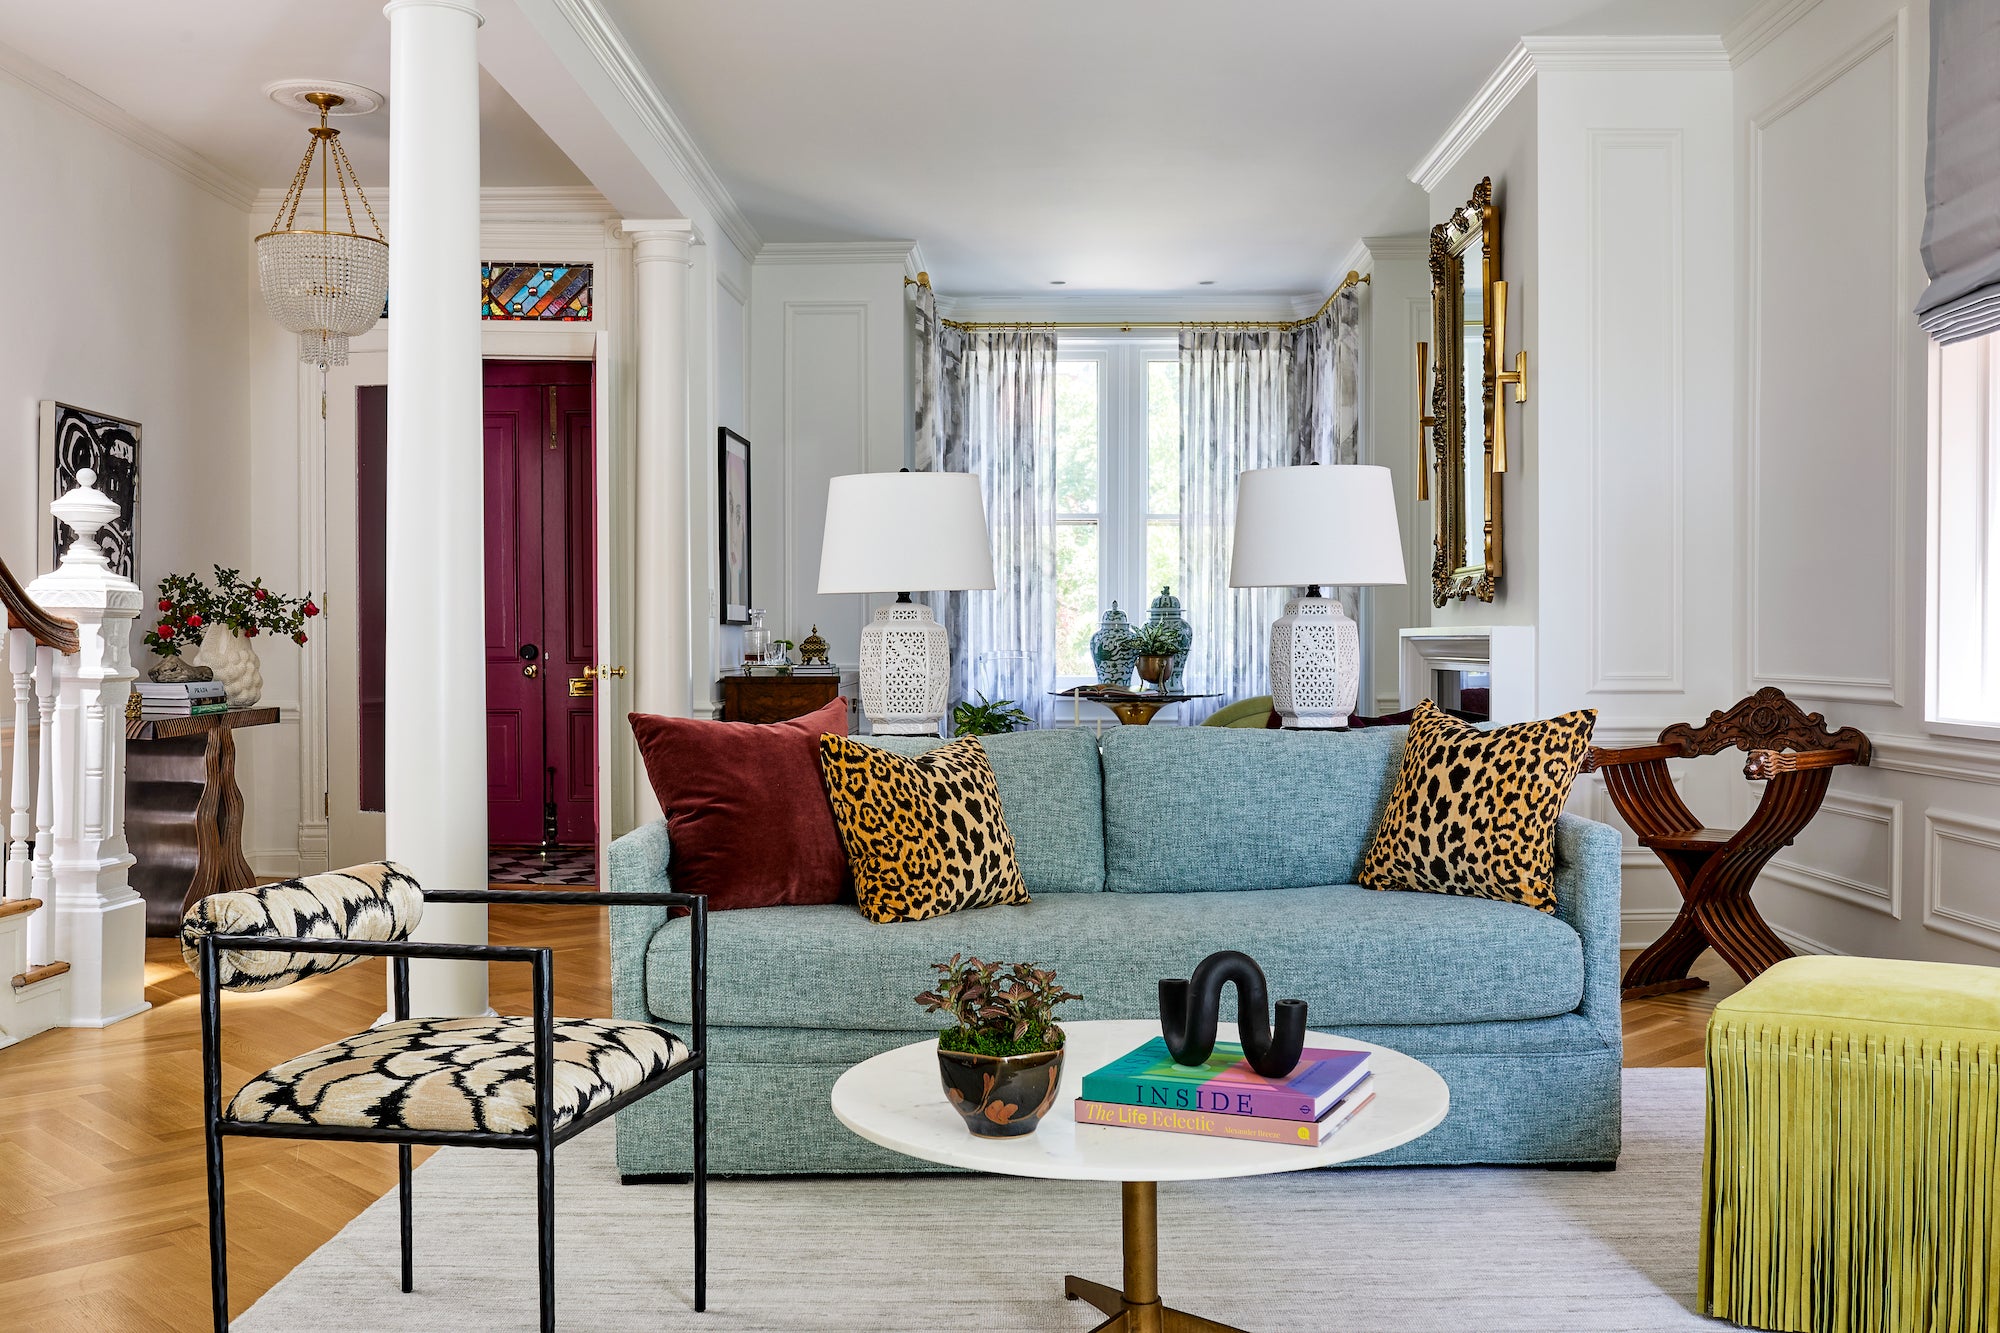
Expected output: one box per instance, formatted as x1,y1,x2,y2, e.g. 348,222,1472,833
586,665,628,679
522,663,539,678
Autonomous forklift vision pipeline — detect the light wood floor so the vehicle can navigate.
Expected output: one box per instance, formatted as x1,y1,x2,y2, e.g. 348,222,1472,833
0,921,1739,1332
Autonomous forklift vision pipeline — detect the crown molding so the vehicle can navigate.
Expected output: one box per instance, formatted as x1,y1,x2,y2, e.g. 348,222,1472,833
1359,234,1431,263
1518,34,1731,71
1724,0,1822,66
755,240,921,267
251,185,617,226
548,0,761,261
1409,33,1736,192
1409,42,1533,193
0,39,259,212
939,291,1309,324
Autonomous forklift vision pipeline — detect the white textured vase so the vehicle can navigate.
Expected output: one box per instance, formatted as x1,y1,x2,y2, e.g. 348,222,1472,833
195,626,262,708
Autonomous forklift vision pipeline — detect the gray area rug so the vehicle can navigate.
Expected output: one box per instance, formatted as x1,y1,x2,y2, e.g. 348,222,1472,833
239,1068,1725,1331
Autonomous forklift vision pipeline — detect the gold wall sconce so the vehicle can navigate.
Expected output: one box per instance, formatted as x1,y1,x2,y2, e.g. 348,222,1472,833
1490,279,1529,474
1414,340,1438,500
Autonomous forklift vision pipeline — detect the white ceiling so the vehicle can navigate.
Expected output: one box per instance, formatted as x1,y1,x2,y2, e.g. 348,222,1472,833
601,0,1750,296
0,0,586,191
0,0,1756,295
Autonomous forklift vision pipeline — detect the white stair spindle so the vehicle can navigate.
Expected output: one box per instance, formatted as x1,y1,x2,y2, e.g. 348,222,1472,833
6,628,31,905
29,644,55,968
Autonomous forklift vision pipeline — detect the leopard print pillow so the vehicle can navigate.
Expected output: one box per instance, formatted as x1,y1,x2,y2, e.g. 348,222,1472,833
818,734,1029,923
1358,701,1596,912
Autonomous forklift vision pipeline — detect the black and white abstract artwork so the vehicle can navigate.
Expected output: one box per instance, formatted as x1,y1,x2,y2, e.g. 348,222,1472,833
39,401,140,578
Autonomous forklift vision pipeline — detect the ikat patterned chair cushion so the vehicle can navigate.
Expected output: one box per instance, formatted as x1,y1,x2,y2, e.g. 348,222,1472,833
817,734,1030,923
226,1016,689,1134
1358,701,1596,913
178,862,424,991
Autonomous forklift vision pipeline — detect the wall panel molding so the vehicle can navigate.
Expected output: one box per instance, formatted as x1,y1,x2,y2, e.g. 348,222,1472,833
1923,810,2000,950
1766,789,1902,918
780,301,870,637
1587,129,1686,694
1742,18,1907,705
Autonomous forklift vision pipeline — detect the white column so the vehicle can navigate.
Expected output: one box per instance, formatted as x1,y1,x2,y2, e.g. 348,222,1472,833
27,473,145,1027
622,220,695,819
385,0,487,1017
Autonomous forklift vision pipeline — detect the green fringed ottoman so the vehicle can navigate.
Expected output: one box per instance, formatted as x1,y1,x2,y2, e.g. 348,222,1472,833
1702,955,2000,1333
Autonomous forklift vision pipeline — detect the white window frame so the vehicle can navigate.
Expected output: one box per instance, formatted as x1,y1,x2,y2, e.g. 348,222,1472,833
1054,337,1179,691
1927,330,2000,739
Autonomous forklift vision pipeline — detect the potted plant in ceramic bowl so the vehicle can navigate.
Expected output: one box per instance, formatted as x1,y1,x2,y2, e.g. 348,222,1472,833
917,954,1081,1138
950,693,1033,737
1125,621,1180,692
144,567,320,704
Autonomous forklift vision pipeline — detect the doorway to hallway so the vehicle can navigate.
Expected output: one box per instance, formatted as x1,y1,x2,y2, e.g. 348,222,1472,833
352,360,599,882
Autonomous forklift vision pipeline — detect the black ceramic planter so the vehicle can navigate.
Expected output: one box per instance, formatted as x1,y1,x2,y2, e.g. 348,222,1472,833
936,1042,1065,1138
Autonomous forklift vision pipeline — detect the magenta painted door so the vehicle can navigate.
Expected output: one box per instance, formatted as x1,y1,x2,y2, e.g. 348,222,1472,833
483,362,597,847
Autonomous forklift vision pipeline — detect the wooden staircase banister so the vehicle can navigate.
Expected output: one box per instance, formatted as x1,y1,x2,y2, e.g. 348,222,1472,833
0,556,79,655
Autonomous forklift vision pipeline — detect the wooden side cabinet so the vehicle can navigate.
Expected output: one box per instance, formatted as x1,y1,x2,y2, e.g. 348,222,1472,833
718,674,841,724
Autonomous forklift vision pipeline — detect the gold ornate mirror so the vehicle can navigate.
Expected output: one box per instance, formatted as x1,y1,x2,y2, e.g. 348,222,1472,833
1419,176,1520,606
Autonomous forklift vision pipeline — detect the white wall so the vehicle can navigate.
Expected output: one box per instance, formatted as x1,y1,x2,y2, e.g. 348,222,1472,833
744,246,915,696
1729,0,2000,966
0,68,251,626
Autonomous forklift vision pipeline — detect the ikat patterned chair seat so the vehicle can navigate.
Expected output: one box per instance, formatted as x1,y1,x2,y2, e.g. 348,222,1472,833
226,1015,690,1135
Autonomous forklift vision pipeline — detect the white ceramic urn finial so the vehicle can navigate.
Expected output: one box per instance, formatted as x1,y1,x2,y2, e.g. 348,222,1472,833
51,467,120,568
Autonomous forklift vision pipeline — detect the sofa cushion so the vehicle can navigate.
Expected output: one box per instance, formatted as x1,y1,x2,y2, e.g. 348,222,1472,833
858,728,1105,893
1098,726,1404,893
819,734,1029,923
645,885,1582,1031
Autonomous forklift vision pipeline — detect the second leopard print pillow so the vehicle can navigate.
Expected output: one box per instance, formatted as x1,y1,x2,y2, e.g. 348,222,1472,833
817,735,1030,924
1358,700,1596,913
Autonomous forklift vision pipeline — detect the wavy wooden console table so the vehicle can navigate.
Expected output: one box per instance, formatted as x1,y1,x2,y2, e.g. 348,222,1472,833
125,706,279,935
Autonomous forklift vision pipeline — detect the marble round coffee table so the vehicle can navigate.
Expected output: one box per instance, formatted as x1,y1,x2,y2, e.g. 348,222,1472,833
831,1018,1449,1332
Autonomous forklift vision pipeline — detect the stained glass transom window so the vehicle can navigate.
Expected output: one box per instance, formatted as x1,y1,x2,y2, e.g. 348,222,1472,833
481,263,593,321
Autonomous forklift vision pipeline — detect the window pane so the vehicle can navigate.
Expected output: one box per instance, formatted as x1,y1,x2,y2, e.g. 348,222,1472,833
1147,360,1181,514
1147,519,1180,609
1055,520,1100,678
1055,360,1100,514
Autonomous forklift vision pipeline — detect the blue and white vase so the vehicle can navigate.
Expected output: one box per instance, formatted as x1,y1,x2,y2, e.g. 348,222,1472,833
1147,586,1193,693
1090,602,1136,687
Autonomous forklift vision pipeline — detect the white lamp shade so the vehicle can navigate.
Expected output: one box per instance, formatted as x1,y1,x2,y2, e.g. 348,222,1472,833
817,471,998,595
1229,465,1407,588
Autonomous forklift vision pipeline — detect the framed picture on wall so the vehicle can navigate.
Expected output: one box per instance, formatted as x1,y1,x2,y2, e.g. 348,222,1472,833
39,401,140,578
719,428,752,625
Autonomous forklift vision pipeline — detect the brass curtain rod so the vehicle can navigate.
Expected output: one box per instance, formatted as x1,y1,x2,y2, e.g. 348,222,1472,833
903,269,1370,332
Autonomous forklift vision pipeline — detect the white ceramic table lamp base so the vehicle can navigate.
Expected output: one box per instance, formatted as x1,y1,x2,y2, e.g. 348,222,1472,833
1268,589,1362,729
819,471,996,736
1230,464,1406,731
859,599,953,734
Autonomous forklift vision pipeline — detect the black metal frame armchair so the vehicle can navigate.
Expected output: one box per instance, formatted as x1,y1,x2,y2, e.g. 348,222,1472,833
194,887,707,1333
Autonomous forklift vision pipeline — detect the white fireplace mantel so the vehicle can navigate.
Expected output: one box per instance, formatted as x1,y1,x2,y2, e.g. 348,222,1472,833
1398,625,1536,723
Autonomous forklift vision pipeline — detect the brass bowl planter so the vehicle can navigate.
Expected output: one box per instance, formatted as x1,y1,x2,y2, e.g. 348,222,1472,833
937,1043,1065,1138
1134,654,1173,690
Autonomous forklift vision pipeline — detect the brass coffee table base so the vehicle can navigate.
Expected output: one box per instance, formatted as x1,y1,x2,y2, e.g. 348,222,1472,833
1062,1182,1246,1333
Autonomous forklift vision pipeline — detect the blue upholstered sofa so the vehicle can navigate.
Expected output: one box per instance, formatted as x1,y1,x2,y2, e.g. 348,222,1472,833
608,725,1624,1176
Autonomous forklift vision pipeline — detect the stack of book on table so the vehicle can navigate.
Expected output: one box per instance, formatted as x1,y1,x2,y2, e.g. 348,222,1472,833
134,681,229,719
1076,1036,1374,1147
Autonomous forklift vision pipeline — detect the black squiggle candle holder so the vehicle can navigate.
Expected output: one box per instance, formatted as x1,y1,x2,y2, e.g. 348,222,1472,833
1159,950,1308,1078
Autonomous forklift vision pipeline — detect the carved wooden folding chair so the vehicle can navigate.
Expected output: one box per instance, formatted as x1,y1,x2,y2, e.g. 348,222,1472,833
1582,688,1871,998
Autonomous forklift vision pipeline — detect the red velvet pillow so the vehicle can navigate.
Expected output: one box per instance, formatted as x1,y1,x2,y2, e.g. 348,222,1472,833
628,697,851,910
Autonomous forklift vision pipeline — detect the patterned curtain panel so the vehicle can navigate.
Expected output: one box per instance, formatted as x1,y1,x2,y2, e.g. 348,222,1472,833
1179,328,1295,722
927,327,1058,721
1287,286,1365,625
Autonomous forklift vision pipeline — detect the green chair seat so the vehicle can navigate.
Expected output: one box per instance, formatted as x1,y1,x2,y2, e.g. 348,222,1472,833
1201,695,1275,728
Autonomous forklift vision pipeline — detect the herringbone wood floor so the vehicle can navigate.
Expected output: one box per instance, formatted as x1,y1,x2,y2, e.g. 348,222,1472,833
0,915,1740,1333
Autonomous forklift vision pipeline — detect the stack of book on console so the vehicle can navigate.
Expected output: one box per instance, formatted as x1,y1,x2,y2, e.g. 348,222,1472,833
134,681,229,719
1076,1037,1374,1147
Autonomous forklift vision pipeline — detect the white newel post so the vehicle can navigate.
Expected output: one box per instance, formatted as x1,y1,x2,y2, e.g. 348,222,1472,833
624,220,695,730
26,471,145,1027
385,0,489,1017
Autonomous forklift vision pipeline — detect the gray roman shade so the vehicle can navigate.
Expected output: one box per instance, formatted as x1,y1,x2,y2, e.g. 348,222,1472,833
1918,0,2000,344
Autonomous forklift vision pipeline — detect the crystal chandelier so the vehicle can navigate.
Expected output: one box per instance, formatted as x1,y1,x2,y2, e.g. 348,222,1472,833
255,92,387,369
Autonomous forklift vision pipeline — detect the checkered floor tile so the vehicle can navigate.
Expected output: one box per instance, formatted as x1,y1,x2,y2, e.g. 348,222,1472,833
487,845,598,887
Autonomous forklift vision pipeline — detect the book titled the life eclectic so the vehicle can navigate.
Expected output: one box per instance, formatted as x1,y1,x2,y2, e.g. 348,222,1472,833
1076,1081,1376,1147
1078,1038,1370,1122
